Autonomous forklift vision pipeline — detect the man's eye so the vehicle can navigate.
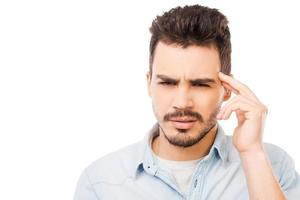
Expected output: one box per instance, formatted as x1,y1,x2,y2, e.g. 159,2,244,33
158,82,210,87
192,83,210,87
158,82,176,86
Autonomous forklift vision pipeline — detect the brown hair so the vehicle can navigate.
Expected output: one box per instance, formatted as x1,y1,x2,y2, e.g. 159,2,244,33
149,4,231,76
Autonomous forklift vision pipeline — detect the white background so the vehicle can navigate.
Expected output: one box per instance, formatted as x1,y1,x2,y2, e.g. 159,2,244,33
1,0,299,199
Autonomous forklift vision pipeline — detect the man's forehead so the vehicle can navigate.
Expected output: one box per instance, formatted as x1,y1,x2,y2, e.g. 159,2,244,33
155,73,213,79
152,43,221,79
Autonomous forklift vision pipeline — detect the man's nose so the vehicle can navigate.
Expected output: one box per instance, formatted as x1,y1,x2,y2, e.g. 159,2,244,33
172,87,194,110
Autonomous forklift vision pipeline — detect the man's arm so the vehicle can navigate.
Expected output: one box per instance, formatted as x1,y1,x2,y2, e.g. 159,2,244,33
240,149,286,199
217,72,287,199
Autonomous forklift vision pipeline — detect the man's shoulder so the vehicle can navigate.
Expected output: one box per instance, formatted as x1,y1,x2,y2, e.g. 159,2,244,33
263,142,290,164
83,140,145,185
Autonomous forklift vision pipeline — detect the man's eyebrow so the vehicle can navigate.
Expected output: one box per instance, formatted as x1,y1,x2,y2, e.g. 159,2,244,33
155,74,216,84
190,78,216,84
156,74,178,82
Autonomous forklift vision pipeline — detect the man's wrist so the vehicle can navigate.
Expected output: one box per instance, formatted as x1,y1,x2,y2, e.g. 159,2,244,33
238,144,265,158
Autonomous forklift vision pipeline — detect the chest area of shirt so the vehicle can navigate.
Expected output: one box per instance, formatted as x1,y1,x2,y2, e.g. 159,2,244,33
95,162,249,200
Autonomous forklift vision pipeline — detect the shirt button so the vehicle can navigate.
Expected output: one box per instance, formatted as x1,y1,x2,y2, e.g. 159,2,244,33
194,179,198,188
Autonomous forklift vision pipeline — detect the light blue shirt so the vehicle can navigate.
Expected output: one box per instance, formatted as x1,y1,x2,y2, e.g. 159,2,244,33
74,123,300,199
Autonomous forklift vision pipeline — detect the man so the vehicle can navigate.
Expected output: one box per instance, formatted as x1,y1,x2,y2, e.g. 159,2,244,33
74,5,300,199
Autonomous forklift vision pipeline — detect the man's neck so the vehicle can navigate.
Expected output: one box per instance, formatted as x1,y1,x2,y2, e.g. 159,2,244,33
151,124,218,161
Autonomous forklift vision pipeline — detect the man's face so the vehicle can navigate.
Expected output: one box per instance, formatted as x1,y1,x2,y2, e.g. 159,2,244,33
147,41,230,148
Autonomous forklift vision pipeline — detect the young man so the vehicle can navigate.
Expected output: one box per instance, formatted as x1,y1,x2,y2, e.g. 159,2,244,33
74,5,300,199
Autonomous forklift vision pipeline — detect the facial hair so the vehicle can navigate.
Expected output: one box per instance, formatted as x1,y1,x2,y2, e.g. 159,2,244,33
158,105,220,148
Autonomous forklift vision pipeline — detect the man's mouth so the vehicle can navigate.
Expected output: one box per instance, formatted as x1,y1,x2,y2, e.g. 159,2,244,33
169,118,197,129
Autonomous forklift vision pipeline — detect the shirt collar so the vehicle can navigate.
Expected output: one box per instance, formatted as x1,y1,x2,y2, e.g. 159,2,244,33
132,122,229,179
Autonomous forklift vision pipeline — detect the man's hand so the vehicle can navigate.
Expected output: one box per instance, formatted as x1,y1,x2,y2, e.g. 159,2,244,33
216,72,268,153
216,72,287,200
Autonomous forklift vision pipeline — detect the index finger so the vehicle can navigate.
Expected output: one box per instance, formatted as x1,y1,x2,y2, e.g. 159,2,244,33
218,72,260,102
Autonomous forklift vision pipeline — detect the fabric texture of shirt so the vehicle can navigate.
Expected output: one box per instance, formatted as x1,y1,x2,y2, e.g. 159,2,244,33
74,123,300,199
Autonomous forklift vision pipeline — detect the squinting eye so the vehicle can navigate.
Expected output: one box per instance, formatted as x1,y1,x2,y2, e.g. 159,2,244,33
192,83,210,87
158,82,176,86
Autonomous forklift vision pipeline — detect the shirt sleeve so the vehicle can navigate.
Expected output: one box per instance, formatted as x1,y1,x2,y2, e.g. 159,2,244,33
73,169,100,200
279,150,300,199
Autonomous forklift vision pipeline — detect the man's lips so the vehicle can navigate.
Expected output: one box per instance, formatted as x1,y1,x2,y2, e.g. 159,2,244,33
169,118,197,129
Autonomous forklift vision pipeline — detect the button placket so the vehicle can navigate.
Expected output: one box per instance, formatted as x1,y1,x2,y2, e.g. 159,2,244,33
186,160,204,199
194,178,198,188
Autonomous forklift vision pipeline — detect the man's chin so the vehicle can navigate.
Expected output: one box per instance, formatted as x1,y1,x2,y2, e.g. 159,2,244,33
162,129,201,148
162,125,215,148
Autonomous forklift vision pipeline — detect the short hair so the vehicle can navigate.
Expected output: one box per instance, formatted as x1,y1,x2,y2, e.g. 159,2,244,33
149,4,231,76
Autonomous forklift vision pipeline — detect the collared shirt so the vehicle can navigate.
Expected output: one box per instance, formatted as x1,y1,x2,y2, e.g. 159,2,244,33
74,123,300,199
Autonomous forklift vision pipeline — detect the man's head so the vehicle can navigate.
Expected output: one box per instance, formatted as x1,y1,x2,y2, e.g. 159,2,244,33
146,5,232,148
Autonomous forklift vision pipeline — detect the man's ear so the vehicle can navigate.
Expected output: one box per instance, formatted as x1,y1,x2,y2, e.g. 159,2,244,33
222,73,233,101
223,89,231,101
146,72,152,97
